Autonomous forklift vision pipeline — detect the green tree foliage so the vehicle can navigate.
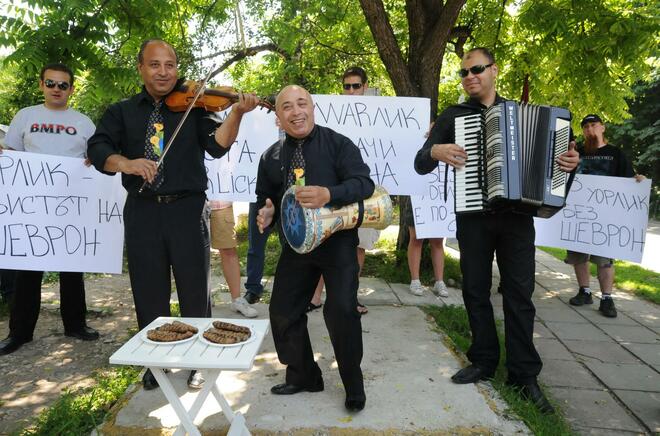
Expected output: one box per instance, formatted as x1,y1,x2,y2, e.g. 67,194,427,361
606,72,660,216
0,0,233,121
500,0,659,130
226,0,394,96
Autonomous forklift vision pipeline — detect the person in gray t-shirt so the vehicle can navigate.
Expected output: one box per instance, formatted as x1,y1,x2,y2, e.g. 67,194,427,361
0,63,100,356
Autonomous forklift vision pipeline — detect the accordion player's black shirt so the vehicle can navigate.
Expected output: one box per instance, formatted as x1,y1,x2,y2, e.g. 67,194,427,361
256,124,375,229
414,94,507,176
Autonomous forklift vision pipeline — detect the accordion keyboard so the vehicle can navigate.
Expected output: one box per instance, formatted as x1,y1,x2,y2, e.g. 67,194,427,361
455,114,485,213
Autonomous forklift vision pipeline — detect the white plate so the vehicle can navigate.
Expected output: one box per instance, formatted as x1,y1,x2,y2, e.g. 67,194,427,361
199,322,256,347
142,326,199,346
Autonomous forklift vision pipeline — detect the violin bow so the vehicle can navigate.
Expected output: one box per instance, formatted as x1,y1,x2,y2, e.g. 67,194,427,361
138,65,218,194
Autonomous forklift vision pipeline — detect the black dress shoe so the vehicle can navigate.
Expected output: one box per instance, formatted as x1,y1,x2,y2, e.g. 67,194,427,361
244,292,260,304
187,370,205,389
512,381,555,414
451,365,494,384
271,379,324,395
0,336,32,356
345,396,366,412
64,326,99,341
142,369,159,390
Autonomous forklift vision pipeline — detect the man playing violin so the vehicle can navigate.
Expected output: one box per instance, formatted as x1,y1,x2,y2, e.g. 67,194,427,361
256,85,374,412
87,39,259,390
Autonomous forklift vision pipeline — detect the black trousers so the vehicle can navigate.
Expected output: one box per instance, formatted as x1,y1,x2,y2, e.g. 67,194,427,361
9,271,87,340
124,194,211,329
269,232,364,399
456,211,542,384
0,269,16,300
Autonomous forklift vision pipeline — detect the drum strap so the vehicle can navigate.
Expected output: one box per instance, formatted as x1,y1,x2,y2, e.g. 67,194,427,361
356,200,365,228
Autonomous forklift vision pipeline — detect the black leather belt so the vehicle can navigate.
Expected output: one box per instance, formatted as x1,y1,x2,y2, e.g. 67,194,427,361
133,192,200,204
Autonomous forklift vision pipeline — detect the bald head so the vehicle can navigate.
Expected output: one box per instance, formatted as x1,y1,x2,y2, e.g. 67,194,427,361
275,85,315,139
276,85,312,109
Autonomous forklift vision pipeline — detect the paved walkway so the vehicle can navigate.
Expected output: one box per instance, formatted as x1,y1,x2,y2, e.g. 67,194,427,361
530,250,659,435
101,246,659,435
102,276,527,435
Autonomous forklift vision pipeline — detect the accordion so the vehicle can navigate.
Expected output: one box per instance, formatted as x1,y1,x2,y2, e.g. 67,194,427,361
454,101,571,218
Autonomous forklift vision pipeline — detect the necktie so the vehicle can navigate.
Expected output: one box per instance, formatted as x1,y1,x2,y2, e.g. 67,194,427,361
144,100,165,190
287,139,305,188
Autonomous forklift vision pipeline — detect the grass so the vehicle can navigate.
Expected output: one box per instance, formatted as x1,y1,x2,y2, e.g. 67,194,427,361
539,246,660,304
363,237,463,287
425,305,574,436
17,366,140,436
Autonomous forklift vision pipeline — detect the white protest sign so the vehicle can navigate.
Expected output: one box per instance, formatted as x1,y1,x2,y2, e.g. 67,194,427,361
411,163,457,238
534,174,651,263
313,94,430,195
205,108,278,202
0,150,126,273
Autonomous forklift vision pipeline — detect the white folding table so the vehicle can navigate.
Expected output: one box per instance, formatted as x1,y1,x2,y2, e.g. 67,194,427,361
109,316,270,436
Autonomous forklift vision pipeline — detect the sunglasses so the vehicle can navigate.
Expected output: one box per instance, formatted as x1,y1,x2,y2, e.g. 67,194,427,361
343,83,363,90
44,79,71,91
458,63,494,78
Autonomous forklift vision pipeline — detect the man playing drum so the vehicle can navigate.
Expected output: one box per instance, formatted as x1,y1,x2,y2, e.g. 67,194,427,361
255,85,374,412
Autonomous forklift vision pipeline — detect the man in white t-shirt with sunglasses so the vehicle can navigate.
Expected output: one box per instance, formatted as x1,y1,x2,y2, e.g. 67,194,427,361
1,63,98,355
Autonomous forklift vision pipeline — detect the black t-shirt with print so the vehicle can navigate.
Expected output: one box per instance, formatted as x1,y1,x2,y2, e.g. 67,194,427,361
576,143,634,177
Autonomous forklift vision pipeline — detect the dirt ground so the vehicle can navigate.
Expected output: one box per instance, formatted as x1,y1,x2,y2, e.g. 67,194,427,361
0,273,139,435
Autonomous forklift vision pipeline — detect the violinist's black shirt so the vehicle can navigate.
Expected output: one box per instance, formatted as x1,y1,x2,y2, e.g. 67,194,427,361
87,84,226,195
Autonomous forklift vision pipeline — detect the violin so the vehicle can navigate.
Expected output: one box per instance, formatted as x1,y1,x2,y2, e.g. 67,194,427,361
165,80,274,112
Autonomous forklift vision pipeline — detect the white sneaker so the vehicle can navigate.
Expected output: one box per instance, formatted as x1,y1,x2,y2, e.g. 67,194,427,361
409,279,424,296
433,281,449,297
231,297,258,318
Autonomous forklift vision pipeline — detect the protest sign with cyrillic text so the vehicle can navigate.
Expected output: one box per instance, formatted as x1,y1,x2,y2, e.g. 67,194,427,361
313,94,430,195
411,163,456,239
205,108,278,202
534,174,651,262
0,150,126,273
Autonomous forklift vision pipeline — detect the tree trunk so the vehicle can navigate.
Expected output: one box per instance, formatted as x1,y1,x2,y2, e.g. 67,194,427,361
360,0,467,250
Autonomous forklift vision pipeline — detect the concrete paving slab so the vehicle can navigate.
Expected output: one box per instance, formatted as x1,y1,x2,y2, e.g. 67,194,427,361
436,289,464,307
616,298,660,315
530,296,567,308
492,305,504,321
571,425,646,435
539,359,602,389
635,312,660,329
534,279,576,296
621,342,660,365
545,321,612,342
534,338,575,361
535,307,589,323
107,306,527,435
355,277,400,306
534,269,574,283
589,362,660,392
576,308,640,326
389,282,444,307
614,390,660,433
597,324,660,344
533,322,556,339
562,340,641,364
547,387,645,433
